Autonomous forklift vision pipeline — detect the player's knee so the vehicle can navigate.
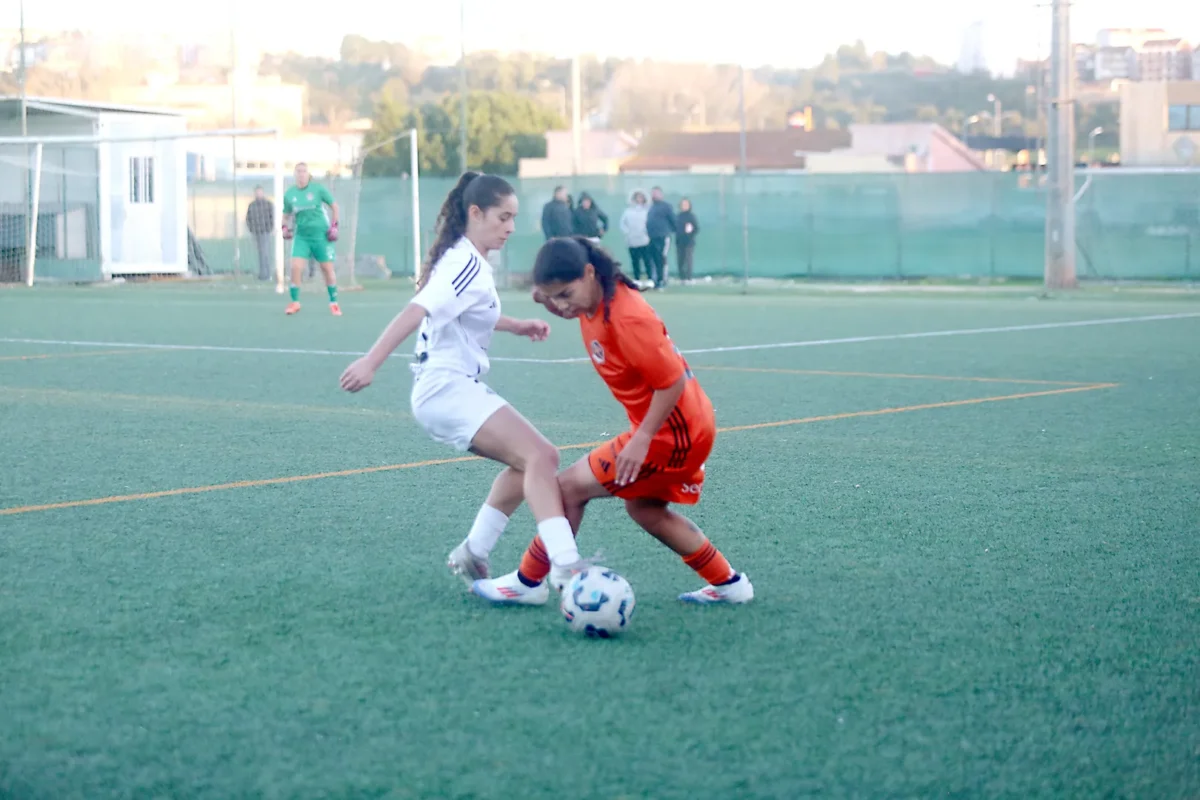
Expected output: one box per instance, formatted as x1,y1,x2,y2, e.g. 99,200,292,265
557,470,590,506
625,498,668,529
522,440,560,476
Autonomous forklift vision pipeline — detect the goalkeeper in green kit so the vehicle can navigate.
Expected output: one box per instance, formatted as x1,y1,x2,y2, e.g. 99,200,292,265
282,162,342,316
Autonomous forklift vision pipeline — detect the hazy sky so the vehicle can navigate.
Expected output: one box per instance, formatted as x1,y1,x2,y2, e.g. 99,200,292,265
10,0,1200,72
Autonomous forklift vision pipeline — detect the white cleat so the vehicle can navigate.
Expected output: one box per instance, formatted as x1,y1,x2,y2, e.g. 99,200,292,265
678,573,755,605
447,539,489,585
470,570,550,606
548,549,605,594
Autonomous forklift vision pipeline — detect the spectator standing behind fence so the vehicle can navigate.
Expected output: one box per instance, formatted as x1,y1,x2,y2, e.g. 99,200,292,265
675,198,699,284
541,186,573,240
245,187,276,281
645,186,677,289
571,192,609,242
619,189,652,288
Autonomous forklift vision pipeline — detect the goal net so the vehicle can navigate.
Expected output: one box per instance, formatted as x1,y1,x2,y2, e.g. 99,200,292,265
0,128,286,287
0,138,102,284
0,125,489,290
188,129,426,291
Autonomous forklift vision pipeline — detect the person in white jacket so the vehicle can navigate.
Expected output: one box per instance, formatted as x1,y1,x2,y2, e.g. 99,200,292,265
619,189,652,288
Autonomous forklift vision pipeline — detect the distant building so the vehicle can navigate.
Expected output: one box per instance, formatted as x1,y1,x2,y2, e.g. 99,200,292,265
1088,29,1193,83
518,130,640,178
619,129,848,173
1119,80,1200,166
186,126,366,181
1094,47,1137,81
108,76,307,132
616,124,987,174
1097,28,1169,49
5,40,47,71
1075,45,1097,83
957,21,987,74
1014,58,1048,81
0,96,189,282
844,124,989,172
1136,39,1193,82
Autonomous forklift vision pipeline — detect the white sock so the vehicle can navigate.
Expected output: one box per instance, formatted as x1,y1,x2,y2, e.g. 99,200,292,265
466,504,509,558
537,516,580,567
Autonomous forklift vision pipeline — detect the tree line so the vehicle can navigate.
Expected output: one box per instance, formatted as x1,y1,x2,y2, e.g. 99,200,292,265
261,36,1119,176
0,34,1118,177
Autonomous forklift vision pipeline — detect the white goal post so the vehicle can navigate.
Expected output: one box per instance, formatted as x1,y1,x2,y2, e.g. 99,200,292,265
342,127,423,286
0,128,284,289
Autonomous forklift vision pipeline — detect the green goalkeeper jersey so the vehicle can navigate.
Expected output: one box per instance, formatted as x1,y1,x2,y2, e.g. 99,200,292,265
283,182,335,237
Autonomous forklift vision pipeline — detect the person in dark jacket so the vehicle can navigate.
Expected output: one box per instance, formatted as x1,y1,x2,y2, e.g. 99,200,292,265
645,186,677,288
541,186,573,240
676,197,699,283
245,186,276,280
571,192,609,241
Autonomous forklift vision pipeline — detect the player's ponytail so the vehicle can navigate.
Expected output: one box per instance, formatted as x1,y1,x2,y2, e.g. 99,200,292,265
533,236,640,322
417,171,515,291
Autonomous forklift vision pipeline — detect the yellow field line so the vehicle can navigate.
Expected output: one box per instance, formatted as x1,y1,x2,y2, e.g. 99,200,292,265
0,348,158,363
695,365,1095,386
718,383,1119,433
0,382,1118,517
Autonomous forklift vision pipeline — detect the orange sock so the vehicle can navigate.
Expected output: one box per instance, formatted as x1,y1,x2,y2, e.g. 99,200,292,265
682,540,735,586
518,536,551,582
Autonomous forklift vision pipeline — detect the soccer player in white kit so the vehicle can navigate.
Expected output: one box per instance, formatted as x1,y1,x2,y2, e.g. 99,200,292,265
339,172,584,581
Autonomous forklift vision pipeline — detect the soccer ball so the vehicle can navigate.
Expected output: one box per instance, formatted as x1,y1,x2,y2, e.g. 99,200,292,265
560,568,636,638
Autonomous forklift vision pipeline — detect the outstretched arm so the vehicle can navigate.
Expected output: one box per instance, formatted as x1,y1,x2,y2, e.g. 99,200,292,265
496,314,550,341
340,303,428,392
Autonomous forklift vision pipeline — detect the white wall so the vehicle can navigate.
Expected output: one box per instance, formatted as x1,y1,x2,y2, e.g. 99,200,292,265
187,131,361,180
805,153,904,173
95,113,188,274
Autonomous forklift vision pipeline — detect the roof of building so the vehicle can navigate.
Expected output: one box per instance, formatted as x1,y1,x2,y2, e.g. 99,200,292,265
1139,38,1188,50
0,96,187,119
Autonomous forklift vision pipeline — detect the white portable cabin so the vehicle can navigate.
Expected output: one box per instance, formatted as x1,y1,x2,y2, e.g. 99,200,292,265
0,97,188,281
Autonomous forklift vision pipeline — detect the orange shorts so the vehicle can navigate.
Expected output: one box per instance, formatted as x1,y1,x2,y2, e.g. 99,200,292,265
587,410,715,505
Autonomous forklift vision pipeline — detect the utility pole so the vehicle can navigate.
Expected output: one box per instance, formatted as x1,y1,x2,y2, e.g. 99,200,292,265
18,0,27,137
20,0,29,285
571,55,581,176
737,64,749,292
230,2,241,277
1044,0,1077,289
458,0,469,173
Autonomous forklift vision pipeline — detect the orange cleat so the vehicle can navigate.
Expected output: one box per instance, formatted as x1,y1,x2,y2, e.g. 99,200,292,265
285,302,301,315
329,302,342,316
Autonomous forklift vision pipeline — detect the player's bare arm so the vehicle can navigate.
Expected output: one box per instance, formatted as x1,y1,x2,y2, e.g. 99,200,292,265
615,374,687,485
495,315,550,341
339,303,428,391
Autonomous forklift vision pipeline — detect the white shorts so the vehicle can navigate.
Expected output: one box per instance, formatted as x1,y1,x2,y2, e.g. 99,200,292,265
411,369,509,452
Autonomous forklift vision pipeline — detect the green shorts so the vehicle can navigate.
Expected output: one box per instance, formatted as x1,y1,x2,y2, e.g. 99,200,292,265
291,234,335,264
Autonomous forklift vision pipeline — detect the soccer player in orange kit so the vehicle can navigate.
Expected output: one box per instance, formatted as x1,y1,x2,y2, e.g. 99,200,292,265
470,236,754,605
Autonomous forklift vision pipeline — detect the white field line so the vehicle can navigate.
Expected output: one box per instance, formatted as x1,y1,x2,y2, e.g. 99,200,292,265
2,312,1199,364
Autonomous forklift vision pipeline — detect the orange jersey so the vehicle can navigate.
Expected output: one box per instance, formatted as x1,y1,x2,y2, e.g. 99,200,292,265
578,283,714,433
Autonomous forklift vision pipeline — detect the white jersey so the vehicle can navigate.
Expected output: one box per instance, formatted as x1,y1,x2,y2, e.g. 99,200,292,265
411,237,501,378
